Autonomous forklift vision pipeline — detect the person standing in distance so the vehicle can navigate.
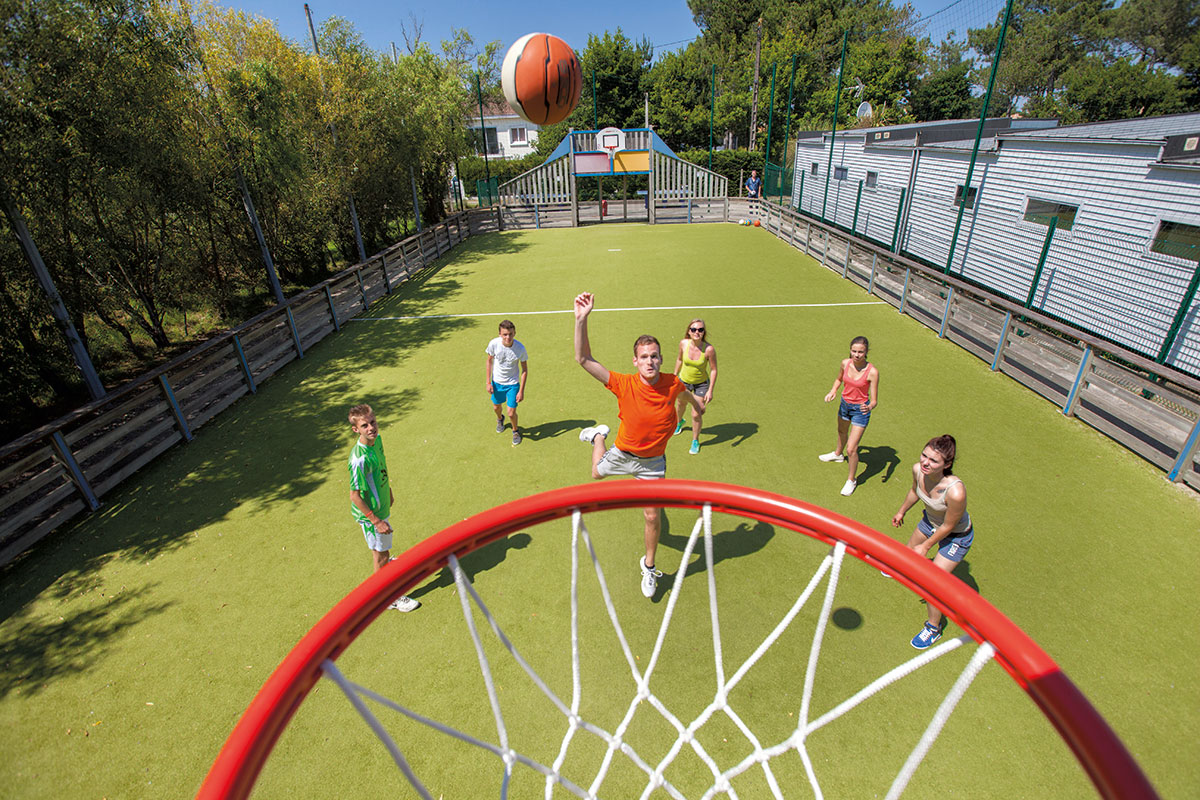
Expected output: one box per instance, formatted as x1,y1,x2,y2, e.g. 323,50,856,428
485,319,529,446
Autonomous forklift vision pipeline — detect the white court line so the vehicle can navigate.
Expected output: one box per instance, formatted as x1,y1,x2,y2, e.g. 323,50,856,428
351,301,886,323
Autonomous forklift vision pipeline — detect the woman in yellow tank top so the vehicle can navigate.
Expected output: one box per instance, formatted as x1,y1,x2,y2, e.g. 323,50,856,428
673,319,717,454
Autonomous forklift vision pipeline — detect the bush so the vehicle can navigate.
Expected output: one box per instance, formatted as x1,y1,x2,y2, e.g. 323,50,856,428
676,148,766,193
458,153,545,190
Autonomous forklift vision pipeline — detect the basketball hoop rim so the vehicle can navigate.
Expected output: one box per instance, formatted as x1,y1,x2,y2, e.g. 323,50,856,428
197,479,1158,800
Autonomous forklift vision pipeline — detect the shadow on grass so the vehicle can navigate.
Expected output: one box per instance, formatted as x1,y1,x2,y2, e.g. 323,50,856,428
410,533,533,599
0,254,487,684
0,586,172,700
652,513,775,601
520,419,594,442
700,421,758,448
856,444,901,486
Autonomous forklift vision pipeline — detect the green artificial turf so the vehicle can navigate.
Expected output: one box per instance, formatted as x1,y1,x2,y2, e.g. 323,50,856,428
2,223,1198,798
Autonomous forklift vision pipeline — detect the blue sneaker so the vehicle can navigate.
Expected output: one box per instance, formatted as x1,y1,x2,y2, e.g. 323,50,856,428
910,621,944,650
689,439,700,455
674,419,685,436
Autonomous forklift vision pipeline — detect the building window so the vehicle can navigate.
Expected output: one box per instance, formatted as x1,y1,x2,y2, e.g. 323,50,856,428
1024,198,1078,231
866,171,878,188
1151,220,1200,261
474,127,500,156
954,184,978,210
811,162,819,176
834,166,848,181
510,127,528,146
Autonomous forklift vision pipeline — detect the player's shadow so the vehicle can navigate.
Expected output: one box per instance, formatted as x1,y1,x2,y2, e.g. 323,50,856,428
409,533,533,599
855,444,901,486
652,513,775,601
699,422,758,448
521,419,595,442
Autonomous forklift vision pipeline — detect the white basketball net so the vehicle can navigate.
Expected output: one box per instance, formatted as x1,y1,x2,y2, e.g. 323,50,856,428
318,504,997,798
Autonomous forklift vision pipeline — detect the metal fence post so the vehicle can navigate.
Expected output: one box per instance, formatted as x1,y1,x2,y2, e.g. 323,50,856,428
939,286,954,338
991,312,1013,371
1063,345,1093,417
1025,216,1058,308
843,239,852,278
50,431,100,511
158,374,193,442
1168,416,1200,482
891,187,906,253
285,306,304,359
899,268,911,314
380,253,392,294
355,269,368,311
232,334,256,394
851,179,863,233
325,285,340,331
868,254,878,294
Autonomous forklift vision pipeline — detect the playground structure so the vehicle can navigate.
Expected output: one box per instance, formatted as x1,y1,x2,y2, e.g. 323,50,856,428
497,128,729,228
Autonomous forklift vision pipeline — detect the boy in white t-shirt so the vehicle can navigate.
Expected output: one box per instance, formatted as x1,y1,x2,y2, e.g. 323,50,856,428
485,319,529,446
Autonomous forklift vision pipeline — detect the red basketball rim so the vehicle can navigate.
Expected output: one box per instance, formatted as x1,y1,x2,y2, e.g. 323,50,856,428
197,479,1158,799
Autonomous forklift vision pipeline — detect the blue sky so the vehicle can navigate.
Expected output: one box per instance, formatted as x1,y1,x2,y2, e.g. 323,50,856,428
221,0,974,60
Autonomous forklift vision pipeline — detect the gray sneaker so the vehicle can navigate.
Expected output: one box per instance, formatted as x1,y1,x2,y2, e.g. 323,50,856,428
512,430,522,447
389,596,420,612
495,418,505,433
639,557,662,598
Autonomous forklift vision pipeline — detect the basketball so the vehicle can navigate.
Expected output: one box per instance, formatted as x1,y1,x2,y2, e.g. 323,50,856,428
754,219,761,227
501,33,582,126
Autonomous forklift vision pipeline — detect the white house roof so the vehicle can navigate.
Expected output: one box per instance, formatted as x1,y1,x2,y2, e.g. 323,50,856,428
999,112,1200,144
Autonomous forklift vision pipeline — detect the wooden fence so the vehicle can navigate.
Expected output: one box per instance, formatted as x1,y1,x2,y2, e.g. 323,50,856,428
5,198,1197,568
0,207,502,567
754,200,1200,492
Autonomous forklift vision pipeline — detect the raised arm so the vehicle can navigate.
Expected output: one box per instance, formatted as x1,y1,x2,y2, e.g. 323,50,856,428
891,464,921,528
573,292,610,384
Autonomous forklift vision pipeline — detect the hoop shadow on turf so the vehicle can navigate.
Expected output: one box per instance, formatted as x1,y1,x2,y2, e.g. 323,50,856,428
653,513,775,602
408,533,532,600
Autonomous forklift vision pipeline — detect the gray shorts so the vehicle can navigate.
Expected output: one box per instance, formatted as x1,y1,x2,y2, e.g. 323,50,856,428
596,447,666,480
684,380,709,397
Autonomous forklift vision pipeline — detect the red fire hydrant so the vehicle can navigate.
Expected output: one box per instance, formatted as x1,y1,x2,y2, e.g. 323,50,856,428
601,199,608,217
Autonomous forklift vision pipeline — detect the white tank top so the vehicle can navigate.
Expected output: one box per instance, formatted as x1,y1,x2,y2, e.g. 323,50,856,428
916,477,972,533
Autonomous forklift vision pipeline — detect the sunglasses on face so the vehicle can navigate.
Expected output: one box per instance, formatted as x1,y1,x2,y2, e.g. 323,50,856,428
689,327,705,333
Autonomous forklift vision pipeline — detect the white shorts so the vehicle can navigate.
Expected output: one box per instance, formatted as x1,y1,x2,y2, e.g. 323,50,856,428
359,518,393,552
596,447,666,480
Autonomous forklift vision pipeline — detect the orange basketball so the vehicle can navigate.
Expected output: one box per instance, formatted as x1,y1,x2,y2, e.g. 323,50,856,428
501,33,582,126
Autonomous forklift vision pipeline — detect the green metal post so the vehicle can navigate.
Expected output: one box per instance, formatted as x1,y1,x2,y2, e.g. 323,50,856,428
780,54,797,206
476,74,491,184
763,63,777,179
944,0,1014,274
709,64,715,170
891,187,906,252
1157,260,1200,363
1025,216,1058,308
797,171,805,212
592,69,597,129
851,180,863,233
822,31,848,221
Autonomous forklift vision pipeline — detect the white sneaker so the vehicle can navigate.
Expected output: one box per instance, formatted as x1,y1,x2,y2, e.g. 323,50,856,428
840,479,857,496
818,451,845,462
579,424,610,444
639,557,662,598
389,596,420,612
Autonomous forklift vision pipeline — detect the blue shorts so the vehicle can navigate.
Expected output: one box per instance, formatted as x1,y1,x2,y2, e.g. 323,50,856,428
918,514,974,562
491,382,519,408
838,399,871,427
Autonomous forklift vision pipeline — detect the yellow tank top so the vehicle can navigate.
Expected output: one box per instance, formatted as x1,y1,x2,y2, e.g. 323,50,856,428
679,343,709,384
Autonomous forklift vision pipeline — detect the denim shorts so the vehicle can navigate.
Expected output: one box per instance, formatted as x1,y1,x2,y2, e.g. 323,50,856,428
838,399,871,427
918,513,974,562
491,382,519,408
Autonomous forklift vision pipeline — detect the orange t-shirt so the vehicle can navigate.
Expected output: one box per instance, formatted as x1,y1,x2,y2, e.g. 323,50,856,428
605,371,684,458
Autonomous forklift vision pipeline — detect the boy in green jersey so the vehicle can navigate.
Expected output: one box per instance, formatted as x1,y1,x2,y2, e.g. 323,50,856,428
347,404,419,612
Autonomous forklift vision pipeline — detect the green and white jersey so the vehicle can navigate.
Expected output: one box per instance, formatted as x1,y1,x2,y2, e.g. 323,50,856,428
348,435,391,523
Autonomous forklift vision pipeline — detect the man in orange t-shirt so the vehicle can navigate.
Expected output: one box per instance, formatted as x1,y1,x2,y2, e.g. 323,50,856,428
573,292,707,598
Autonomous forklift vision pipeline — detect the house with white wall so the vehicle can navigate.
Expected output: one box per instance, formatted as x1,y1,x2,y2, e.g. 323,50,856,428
467,100,540,160
791,112,1200,375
